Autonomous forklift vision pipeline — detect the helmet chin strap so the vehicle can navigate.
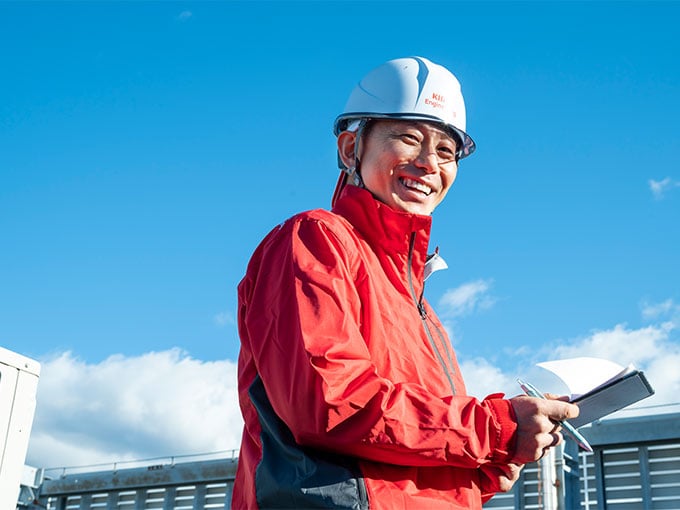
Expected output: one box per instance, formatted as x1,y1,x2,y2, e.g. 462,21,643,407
332,119,369,207
331,164,364,208
348,166,364,187
348,119,369,188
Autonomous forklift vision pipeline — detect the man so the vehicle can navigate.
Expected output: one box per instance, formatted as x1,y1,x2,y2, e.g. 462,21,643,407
234,56,578,509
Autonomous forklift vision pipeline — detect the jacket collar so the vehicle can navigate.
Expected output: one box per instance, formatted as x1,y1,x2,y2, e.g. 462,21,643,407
332,185,434,294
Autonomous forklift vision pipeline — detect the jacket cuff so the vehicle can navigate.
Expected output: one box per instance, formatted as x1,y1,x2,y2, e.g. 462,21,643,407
483,393,518,463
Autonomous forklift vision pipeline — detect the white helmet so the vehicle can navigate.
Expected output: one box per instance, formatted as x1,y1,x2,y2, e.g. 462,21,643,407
331,57,475,206
334,56,475,158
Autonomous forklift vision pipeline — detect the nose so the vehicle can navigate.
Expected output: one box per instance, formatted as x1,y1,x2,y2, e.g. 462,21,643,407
414,148,439,174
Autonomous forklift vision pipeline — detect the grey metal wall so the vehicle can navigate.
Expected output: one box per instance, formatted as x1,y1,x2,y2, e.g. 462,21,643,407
33,459,236,510
584,412,680,510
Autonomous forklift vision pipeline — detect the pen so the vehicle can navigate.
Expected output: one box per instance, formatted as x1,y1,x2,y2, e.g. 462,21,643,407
517,378,593,453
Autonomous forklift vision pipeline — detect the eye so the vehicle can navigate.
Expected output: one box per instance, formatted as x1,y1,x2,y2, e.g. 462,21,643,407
399,133,421,145
437,144,457,161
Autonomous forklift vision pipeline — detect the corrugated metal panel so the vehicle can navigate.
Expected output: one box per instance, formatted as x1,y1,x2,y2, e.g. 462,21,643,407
42,484,231,510
649,443,680,509
36,459,236,510
601,446,644,508
483,490,516,510
592,442,680,510
578,448,599,508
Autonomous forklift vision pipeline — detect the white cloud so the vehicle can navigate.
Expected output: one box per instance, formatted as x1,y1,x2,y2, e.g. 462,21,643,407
649,177,680,200
536,320,680,415
214,310,236,327
548,323,672,366
460,304,680,417
642,298,680,320
24,299,680,471
27,349,242,469
177,10,193,21
459,357,517,399
438,279,495,318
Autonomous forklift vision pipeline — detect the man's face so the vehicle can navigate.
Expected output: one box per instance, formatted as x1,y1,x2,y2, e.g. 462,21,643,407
357,120,459,216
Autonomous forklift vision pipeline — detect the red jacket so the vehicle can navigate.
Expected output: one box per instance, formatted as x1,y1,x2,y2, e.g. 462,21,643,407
234,186,518,509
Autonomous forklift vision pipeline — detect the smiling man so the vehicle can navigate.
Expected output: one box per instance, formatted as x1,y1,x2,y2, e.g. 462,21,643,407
336,120,459,216
233,56,578,510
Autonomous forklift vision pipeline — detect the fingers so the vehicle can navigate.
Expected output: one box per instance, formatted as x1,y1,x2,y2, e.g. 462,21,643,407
543,392,570,402
511,395,577,431
498,463,524,492
510,396,573,463
549,429,562,448
482,463,525,492
537,398,580,423
537,423,564,454
533,430,563,461
539,433,562,460
546,399,580,422
494,462,524,478
535,432,564,462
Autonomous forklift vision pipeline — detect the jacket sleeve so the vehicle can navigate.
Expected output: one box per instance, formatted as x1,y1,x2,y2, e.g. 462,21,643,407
240,216,518,469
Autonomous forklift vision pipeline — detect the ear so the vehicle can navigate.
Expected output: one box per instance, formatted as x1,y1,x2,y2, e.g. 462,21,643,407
337,131,357,169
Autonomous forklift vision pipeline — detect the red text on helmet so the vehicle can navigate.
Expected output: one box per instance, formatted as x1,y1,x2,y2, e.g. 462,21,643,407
424,92,446,110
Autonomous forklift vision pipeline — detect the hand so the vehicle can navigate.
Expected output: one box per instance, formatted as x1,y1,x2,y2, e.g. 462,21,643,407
509,394,579,464
479,462,524,493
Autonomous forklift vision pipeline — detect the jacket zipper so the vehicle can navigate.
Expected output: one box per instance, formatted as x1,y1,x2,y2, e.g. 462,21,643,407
407,232,457,395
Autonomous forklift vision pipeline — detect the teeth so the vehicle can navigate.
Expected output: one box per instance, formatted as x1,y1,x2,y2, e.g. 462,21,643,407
401,178,432,196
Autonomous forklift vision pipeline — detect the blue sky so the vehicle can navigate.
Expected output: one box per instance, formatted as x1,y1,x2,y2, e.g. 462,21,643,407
1,1,679,468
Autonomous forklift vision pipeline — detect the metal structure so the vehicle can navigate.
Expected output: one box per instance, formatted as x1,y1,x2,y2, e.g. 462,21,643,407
0,347,40,509
18,412,680,510
27,456,238,510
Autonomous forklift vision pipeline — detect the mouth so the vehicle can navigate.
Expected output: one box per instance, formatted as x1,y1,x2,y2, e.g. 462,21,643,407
400,177,433,196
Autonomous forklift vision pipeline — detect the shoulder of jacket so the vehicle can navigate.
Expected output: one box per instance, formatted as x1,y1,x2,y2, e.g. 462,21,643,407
279,208,353,235
265,209,362,258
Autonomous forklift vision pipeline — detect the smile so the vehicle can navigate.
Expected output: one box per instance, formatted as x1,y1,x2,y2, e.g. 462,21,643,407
400,178,433,196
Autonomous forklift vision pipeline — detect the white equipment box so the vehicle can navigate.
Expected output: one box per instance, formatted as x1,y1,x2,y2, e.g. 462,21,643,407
0,347,40,510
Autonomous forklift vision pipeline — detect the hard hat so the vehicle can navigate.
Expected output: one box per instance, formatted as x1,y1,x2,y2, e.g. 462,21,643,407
334,56,475,159
331,56,475,206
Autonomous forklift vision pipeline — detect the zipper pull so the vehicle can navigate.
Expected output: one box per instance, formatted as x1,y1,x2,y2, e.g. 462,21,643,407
417,300,427,318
